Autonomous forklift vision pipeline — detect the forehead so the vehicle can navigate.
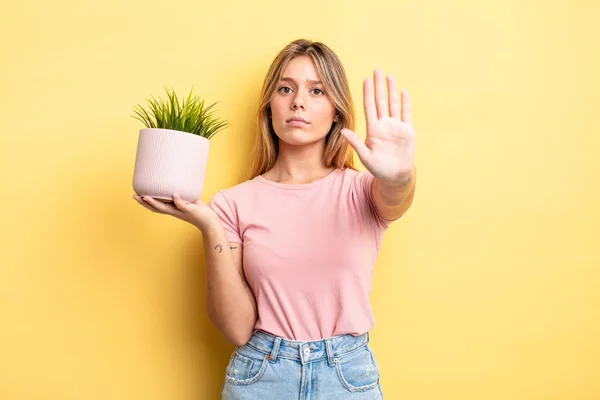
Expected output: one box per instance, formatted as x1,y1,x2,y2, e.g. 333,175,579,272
280,56,321,82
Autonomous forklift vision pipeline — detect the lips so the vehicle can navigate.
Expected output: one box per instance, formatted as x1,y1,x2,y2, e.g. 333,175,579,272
287,117,309,124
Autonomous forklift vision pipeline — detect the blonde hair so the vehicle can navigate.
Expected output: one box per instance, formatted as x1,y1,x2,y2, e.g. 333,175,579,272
248,39,357,179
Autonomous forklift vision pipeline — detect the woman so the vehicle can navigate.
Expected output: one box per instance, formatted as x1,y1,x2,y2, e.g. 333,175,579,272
133,39,416,399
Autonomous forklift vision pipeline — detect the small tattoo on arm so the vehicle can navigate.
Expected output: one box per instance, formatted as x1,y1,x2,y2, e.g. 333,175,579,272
215,244,223,253
230,246,238,250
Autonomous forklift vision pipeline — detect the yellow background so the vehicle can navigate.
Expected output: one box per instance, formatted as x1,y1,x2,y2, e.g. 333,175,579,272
1,0,598,399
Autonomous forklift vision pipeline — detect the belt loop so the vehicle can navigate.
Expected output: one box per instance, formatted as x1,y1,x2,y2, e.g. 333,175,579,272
325,338,335,367
366,331,370,344
269,337,281,363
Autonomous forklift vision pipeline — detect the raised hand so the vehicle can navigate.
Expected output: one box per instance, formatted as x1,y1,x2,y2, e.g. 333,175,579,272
340,69,415,183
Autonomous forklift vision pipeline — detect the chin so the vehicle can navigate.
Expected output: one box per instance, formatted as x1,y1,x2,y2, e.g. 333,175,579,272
278,129,326,147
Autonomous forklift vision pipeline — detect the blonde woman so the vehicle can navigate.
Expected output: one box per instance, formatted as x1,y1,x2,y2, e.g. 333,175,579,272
133,39,416,399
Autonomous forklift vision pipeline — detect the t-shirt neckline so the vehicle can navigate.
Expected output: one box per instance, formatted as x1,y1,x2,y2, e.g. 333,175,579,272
255,168,341,190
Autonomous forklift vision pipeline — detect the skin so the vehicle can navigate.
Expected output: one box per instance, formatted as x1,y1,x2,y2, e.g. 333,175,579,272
261,55,340,184
341,69,415,183
340,69,417,221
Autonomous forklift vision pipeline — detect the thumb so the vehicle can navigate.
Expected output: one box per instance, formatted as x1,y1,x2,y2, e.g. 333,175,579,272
340,128,370,163
172,194,190,211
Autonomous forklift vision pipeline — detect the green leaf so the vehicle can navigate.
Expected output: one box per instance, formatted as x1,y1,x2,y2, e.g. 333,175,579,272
131,85,229,138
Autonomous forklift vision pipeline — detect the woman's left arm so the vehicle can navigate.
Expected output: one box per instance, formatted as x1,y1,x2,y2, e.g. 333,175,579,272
341,69,417,220
371,163,416,221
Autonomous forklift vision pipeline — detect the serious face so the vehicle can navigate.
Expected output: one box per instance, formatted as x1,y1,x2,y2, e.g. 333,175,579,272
269,56,338,147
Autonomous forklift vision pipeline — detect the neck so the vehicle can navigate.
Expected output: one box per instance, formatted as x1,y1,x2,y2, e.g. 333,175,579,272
266,139,335,184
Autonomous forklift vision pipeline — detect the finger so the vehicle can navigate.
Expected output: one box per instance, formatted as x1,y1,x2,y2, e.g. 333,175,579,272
142,195,184,217
387,75,400,119
133,195,162,213
374,69,388,119
172,193,192,211
363,78,377,125
340,128,371,163
401,89,412,124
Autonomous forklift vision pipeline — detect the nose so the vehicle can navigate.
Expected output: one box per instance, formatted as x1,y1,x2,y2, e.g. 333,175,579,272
291,93,306,110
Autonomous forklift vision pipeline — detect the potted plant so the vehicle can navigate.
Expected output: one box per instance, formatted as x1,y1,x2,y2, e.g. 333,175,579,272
131,85,229,204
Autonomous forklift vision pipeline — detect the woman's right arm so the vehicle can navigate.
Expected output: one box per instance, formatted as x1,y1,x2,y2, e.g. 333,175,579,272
133,193,257,346
201,220,258,346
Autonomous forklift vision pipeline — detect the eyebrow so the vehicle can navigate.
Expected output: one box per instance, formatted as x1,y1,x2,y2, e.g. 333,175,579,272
280,77,323,85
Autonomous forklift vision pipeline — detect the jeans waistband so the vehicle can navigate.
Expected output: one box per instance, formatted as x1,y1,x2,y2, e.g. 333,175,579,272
245,330,370,366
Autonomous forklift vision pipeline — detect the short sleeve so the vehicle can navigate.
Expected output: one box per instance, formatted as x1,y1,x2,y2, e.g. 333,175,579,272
352,170,399,230
207,191,243,243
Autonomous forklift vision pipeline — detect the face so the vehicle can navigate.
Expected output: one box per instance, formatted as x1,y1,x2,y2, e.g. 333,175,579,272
269,56,338,147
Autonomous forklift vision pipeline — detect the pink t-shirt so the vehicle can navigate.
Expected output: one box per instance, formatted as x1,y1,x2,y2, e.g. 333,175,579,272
208,167,397,341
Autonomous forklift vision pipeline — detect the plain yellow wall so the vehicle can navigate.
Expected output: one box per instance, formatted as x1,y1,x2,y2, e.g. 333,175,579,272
1,0,598,399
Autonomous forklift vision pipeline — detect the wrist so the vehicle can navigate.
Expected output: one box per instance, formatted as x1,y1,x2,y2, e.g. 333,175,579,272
381,167,415,188
197,215,221,234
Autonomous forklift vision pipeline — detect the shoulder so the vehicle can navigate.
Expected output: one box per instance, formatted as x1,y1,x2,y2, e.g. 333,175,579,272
220,177,260,197
339,167,370,180
208,177,261,207
338,167,374,190
340,167,360,178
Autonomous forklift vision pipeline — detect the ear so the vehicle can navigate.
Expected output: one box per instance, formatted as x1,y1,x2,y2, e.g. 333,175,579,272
333,112,340,123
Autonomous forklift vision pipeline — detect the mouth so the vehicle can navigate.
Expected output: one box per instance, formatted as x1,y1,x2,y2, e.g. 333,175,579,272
287,117,310,126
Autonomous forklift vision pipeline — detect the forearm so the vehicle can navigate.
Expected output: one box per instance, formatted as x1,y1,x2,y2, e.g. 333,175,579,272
201,222,257,346
372,164,417,221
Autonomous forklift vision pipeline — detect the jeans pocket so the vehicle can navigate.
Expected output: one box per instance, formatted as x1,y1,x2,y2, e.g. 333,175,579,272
224,345,270,386
335,345,380,392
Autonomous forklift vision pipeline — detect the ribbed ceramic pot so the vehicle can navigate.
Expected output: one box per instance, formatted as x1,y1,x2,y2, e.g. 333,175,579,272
132,128,209,203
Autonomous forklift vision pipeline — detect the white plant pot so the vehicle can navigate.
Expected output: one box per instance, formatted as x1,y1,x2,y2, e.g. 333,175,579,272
132,128,209,204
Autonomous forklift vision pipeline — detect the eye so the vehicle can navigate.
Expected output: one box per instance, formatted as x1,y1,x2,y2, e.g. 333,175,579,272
278,86,292,94
312,88,325,95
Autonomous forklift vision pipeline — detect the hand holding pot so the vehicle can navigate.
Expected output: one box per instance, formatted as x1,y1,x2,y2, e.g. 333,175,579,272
133,193,218,232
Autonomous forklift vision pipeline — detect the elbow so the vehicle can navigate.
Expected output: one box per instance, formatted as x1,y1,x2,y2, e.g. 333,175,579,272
207,309,256,347
227,334,252,347
224,326,254,347
206,297,257,347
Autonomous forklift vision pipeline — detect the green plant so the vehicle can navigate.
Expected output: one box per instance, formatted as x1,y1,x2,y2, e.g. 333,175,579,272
132,85,230,139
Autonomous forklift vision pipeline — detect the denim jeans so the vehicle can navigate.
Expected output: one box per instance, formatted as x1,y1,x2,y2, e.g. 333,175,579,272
221,329,383,399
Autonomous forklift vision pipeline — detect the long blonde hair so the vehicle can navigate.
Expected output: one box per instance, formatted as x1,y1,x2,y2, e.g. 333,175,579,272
248,39,357,179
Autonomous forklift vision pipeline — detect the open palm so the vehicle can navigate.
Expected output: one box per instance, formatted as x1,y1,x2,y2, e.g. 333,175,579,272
341,69,415,183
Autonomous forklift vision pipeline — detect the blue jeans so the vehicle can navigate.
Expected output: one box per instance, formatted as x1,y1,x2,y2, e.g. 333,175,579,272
221,330,384,399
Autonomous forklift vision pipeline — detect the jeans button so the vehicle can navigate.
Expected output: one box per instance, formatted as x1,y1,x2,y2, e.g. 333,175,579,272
303,348,310,356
